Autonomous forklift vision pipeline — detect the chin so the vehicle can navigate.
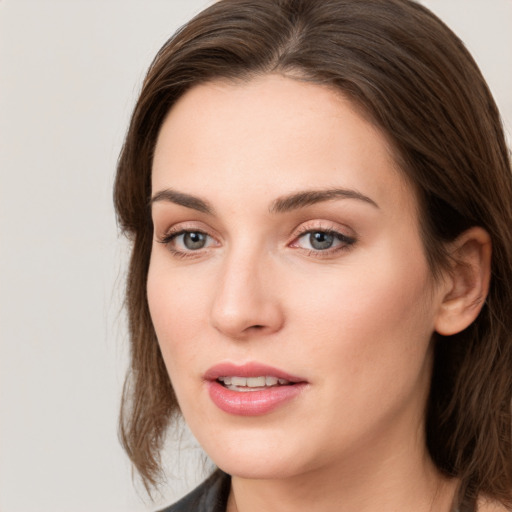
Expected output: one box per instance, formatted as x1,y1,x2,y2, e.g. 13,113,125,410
196,429,314,481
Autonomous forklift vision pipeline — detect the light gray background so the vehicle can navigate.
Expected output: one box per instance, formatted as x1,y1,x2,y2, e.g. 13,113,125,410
0,1,510,511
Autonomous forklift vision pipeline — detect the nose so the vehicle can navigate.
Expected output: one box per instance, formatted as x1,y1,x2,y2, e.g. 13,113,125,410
210,249,285,340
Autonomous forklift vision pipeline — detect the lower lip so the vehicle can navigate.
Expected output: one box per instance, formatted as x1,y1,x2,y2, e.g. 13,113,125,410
207,380,307,416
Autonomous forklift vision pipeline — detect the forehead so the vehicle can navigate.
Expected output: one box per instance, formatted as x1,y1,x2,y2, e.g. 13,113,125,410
152,74,414,215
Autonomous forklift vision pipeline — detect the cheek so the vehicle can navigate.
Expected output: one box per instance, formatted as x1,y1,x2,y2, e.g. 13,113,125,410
287,242,436,380
147,257,210,375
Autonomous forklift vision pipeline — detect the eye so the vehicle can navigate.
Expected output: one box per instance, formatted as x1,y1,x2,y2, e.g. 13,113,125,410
176,231,209,250
306,231,337,250
291,227,356,254
157,228,217,256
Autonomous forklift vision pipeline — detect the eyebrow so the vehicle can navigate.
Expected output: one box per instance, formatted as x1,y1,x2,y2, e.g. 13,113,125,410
150,189,214,214
150,186,379,215
270,188,379,213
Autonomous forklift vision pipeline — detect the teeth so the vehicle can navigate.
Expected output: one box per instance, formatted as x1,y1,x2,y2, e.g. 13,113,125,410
217,375,291,389
226,385,257,392
265,376,278,386
247,376,266,387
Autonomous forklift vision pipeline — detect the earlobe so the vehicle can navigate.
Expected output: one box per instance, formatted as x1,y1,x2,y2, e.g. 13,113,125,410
434,227,492,336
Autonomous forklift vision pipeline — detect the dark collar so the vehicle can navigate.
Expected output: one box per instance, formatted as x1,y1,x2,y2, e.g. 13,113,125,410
159,470,230,512
160,469,477,512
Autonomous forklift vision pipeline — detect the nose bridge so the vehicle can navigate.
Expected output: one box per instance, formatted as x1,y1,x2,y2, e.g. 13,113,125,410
210,238,283,338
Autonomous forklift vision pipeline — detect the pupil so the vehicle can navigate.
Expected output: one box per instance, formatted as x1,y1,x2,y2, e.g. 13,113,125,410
184,232,206,250
310,231,334,250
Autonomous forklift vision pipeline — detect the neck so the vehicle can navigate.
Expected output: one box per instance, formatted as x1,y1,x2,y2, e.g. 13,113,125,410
227,421,458,512
228,460,457,512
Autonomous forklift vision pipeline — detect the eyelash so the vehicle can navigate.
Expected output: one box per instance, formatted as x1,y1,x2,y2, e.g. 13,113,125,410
157,224,356,260
157,228,215,259
291,226,356,258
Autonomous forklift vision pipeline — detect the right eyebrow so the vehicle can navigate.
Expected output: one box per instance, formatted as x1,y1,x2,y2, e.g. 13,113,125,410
150,189,214,215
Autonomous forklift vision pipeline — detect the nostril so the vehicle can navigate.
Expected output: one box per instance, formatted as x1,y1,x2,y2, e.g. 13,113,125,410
210,295,285,337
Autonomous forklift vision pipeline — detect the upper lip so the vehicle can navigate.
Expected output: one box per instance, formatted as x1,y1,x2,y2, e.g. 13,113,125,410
204,362,306,383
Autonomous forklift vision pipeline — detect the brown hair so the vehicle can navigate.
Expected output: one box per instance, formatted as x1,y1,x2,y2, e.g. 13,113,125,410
114,0,512,505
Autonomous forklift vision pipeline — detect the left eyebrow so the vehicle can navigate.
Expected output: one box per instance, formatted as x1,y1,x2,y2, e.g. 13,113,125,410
269,188,379,213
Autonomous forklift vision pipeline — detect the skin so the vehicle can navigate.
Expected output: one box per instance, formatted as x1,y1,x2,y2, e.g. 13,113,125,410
148,75,491,511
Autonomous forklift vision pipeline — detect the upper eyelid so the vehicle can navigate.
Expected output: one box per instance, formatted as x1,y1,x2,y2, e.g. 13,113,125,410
291,220,355,237
156,220,218,238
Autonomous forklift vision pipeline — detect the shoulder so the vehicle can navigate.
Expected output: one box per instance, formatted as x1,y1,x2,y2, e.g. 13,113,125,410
158,470,231,512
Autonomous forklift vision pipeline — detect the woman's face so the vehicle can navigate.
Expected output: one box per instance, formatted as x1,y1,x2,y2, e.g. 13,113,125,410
148,75,447,480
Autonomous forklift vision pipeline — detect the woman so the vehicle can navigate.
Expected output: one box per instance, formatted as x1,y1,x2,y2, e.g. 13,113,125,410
114,0,512,510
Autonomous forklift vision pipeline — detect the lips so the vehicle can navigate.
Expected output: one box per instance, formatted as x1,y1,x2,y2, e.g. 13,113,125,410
204,362,308,416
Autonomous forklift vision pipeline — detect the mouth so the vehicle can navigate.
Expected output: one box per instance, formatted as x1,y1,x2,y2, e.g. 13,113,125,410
216,375,294,392
204,361,305,388
204,362,307,416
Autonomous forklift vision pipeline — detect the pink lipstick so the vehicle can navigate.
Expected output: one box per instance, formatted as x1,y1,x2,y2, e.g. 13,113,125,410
204,362,308,416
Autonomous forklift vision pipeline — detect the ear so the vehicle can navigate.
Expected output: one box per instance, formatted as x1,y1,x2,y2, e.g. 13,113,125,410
434,227,492,336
